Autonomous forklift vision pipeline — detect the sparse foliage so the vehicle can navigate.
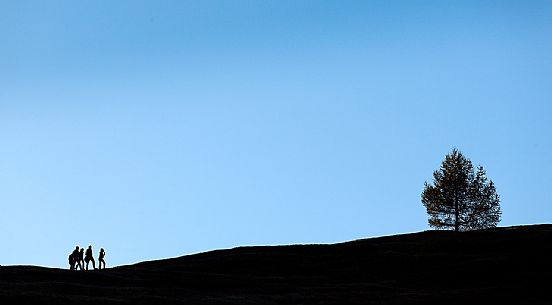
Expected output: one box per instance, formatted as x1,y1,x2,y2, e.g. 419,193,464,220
421,149,501,232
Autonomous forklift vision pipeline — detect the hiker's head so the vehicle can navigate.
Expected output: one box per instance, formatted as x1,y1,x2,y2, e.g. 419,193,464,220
88,245,92,249
75,246,79,250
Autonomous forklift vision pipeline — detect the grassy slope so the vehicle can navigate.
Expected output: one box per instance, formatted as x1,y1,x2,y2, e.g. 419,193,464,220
1,225,551,305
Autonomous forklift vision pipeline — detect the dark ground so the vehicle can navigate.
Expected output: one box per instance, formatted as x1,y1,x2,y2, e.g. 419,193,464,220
1,224,551,304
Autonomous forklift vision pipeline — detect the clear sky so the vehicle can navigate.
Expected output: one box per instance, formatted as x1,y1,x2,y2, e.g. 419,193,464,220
1,1,551,268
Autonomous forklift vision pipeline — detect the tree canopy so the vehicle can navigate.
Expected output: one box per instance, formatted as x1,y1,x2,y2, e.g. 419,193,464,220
421,149,501,232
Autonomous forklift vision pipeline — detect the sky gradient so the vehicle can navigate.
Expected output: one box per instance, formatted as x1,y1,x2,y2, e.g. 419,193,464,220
1,1,551,268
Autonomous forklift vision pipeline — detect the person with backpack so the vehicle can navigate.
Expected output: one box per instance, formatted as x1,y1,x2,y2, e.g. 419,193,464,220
85,245,96,270
98,248,106,270
68,249,76,270
71,246,83,270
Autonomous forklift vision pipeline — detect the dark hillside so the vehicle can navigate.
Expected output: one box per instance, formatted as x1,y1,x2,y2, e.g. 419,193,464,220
1,225,551,304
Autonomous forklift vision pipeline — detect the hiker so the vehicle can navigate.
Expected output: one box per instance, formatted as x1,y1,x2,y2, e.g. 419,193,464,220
85,245,96,270
78,248,85,271
98,248,106,270
68,251,75,270
71,246,83,270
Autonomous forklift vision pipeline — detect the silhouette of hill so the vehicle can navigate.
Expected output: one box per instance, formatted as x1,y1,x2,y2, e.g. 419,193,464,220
1,225,551,304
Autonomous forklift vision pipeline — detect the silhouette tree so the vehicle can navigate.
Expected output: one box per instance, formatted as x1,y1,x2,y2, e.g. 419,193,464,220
421,149,501,232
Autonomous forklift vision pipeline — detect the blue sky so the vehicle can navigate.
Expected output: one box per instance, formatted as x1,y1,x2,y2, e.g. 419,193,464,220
1,1,551,268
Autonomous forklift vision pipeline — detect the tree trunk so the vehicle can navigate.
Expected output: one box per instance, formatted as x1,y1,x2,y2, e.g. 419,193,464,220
454,195,459,232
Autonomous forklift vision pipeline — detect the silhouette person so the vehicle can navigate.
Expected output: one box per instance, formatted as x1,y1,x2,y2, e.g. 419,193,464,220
85,245,96,270
71,246,83,271
68,250,75,270
78,248,85,271
98,248,106,270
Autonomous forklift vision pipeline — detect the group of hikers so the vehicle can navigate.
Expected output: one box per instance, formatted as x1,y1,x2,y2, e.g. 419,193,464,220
69,245,106,271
